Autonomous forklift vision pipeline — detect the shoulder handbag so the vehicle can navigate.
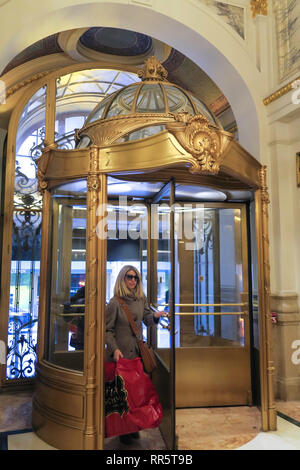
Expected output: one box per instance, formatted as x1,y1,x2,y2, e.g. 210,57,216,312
116,297,157,374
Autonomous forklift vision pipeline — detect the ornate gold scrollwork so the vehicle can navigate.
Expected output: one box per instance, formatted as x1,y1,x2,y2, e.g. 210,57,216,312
251,0,268,18
87,174,101,192
37,141,58,193
89,145,99,172
259,165,270,204
6,71,50,100
87,146,101,191
36,168,48,193
167,113,233,175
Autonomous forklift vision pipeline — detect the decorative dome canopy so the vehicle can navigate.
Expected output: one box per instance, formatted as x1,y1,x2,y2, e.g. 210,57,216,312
84,60,216,125
77,57,220,148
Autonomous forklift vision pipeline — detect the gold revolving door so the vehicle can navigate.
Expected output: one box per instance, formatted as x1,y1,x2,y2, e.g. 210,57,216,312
33,57,276,450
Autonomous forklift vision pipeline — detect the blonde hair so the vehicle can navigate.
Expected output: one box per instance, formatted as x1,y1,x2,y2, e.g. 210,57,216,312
114,265,144,300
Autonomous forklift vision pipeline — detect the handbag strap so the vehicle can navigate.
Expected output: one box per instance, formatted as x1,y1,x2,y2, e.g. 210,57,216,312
116,297,139,339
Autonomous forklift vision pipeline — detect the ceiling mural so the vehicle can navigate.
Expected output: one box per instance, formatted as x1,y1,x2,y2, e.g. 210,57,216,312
164,49,224,107
1,34,62,76
274,0,300,82
193,0,245,39
0,27,234,131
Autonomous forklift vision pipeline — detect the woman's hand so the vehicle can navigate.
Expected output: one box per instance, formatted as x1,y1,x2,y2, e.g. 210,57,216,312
113,349,124,361
153,311,168,319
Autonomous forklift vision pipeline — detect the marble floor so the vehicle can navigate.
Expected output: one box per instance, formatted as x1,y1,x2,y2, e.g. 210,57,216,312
276,400,300,423
176,406,261,450
3,415,300,451
0,390,32,433
1,391,300,450
176,407,300,450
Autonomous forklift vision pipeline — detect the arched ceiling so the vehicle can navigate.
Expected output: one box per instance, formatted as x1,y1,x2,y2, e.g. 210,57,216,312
0,27,236,132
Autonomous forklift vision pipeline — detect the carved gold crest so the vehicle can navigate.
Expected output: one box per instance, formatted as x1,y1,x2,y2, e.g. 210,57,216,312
138,56,168,82
251,0,268,18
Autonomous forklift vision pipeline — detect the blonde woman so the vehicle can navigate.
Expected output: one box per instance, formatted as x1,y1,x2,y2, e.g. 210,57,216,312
105,265,165,445
106,265,165,362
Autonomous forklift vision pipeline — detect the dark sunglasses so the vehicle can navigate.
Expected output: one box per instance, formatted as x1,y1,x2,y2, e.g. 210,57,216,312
125,274,139,281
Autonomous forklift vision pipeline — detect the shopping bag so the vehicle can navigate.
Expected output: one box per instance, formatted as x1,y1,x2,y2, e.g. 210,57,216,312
105,357,163,438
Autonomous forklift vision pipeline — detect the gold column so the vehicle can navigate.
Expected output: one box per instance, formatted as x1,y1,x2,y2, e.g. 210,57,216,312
256,166,276,431
36,78,56,360
36,189,51,361
84,146,106,449
0,131,15,385
44,78,56,146
96,171,107,450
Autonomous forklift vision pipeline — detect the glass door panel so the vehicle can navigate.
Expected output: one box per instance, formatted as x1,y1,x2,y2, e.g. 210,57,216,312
150,179,176,450
176,205,247,348
173,199,251,407
104,177,176,450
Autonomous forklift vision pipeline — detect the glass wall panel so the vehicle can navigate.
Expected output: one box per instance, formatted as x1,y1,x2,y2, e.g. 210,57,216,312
106,84,140,118
154,205,173,354
105,195,148,339
191,94,217,125
46,180,87,371
135,84,165,113
249,199,261,403
164,85,194,115
6,87,46,380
